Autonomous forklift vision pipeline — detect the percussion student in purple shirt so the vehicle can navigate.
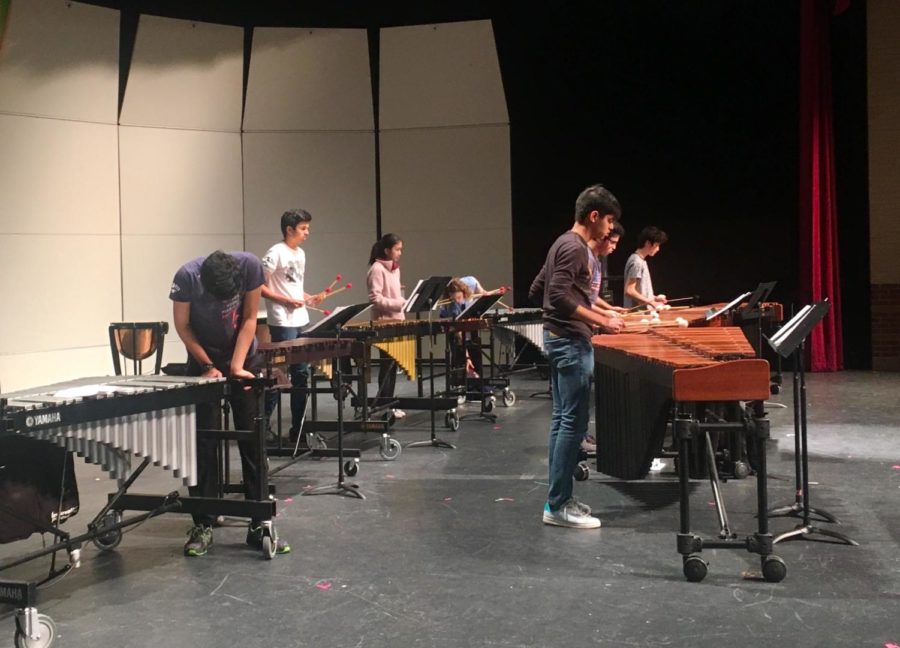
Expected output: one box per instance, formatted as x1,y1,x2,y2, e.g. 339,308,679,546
170,250,290,557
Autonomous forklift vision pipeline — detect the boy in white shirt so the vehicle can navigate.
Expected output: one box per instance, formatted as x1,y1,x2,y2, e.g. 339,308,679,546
261,209,324,441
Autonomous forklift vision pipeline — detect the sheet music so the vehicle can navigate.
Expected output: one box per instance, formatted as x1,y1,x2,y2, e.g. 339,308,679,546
770,304,813,349
402,279,426,312
706,291,752,321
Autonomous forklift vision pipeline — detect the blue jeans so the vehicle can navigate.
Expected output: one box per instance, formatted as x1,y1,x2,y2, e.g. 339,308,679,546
544,331,594,511
266,325,310,432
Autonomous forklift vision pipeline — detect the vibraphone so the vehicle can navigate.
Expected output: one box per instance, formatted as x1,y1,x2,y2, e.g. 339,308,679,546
490,307,546,359
1,374,280,646
593,327,786,583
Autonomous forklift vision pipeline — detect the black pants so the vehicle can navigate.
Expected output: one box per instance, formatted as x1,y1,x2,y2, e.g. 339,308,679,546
375,348,398,407
188,364,263,527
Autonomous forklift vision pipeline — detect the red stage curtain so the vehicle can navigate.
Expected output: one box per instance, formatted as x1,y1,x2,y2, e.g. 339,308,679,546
798,0,846,371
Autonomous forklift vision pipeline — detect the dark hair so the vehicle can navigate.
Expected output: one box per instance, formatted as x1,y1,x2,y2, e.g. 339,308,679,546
574,184,621,224
637,226,668,248
200,250,242,300
609,222,625,239
281,208,312,237
369,233,402,265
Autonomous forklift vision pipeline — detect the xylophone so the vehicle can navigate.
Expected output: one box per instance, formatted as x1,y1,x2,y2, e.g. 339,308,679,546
592,326,783,582
342,319,431,381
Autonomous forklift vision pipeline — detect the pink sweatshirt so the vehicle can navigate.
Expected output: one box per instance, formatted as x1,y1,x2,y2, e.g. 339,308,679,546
367,258,406,320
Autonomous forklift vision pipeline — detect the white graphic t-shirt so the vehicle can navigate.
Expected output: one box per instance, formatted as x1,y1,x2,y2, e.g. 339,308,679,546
261,242,309,327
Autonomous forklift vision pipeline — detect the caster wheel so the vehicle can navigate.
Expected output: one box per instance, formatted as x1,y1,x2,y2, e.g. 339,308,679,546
92,510,123,552
15,613,57,648
574,462,590,481
762,555,787,583
380,437,402,460
483,396,495,413
770,383,782,395
502,389,516,407
732,461,750,479
445,411,460,431
457,394,467,406
262,534,275,560
344,459,359,476
683,555,708,582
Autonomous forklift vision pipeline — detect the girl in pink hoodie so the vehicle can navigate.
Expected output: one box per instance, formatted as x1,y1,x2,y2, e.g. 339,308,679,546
367,234,405,416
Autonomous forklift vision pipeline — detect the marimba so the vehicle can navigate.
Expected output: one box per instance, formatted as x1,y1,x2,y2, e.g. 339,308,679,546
593,327,784,582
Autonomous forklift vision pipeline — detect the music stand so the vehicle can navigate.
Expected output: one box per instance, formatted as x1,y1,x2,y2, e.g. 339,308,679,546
740,281,777,319
766,301,857,546
404,276,456,451
303,303,372,499
704,291,752,323
457,293,504,320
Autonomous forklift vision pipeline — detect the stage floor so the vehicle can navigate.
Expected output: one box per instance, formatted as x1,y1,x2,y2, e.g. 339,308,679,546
2,370,899,647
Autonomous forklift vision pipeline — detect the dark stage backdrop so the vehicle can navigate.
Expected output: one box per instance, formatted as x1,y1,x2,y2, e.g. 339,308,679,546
76,0,871,367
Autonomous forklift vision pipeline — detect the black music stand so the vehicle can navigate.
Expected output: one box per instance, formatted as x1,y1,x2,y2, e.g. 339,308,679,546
456,293,504,320
455,293,505,423
405,276,456,451
766,301,857,546
303,303,372,499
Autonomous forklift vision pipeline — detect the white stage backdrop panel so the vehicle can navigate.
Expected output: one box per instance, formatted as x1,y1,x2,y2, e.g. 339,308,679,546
379,21,508,130
0,0,118,123
243,131,376,235
119,126,244,236
121,234,244,368
120,15,243,132
0,234,121,358
379,125,512,297
0,346,114,394
244,27,373,132
0,114,119,235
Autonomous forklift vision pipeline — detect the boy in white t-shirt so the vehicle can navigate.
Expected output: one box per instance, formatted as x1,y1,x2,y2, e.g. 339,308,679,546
261,209,324,441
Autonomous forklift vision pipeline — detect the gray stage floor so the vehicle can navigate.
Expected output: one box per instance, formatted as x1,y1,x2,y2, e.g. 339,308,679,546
2,370,899,647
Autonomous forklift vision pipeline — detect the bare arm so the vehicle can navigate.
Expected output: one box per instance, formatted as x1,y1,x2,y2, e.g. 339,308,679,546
573,304,624,333
595,296,626,313
230,287,261,378
173,301,221,377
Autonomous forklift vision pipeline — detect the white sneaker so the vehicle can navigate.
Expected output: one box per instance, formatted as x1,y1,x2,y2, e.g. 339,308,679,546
570,496,591,515
650,458,666,472
392,409,407,419
542,500,601,529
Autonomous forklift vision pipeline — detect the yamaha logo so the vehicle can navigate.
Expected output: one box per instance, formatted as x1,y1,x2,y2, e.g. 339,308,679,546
25,412,61,427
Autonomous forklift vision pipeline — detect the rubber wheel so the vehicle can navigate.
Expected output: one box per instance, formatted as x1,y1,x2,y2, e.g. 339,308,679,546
445,412,460,431
92,510,123,552
344,459,359,477
683,555,708,582
732,461,750,479
502,389,516,407
380,437,402,460
762,555,787,583
574,462,590,481
483,397,495,413
14,614,57,648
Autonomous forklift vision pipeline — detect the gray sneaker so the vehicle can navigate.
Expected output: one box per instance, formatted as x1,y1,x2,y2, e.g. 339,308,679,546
542,500,601,529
